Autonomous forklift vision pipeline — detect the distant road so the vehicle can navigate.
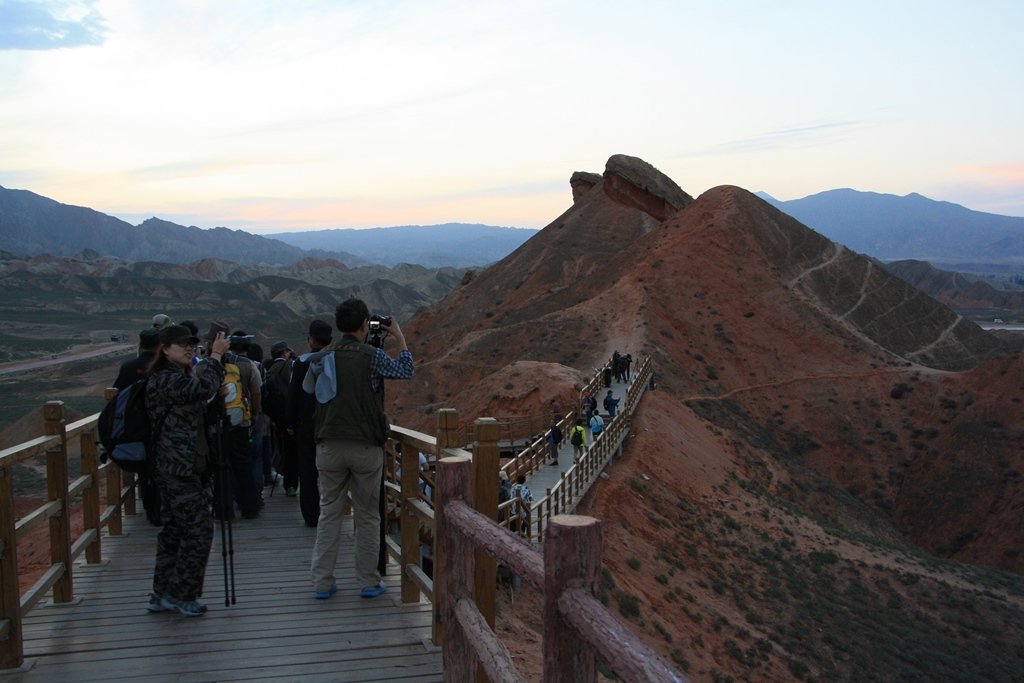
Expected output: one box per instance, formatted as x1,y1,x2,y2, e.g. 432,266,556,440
0,344,134,376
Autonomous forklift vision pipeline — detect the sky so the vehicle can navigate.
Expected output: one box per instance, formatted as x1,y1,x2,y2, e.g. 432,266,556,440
0,0,1021,234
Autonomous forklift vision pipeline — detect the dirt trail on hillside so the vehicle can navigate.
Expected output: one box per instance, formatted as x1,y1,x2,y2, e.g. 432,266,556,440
681,366,950,402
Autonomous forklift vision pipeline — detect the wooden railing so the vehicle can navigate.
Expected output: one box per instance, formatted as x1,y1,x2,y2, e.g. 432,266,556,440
2,360,663,678
455,411,560,448
0,398,138,670
528,356,653,541
436,455,688,683
498,358,617,483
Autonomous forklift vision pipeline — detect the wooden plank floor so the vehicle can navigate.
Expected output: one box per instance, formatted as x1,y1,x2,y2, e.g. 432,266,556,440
10,484,441,683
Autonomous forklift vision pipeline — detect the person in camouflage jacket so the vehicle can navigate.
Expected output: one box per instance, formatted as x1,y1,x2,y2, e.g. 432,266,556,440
145,325,229,617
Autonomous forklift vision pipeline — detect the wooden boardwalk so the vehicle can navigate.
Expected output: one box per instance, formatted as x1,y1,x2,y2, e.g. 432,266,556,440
7,486,441,683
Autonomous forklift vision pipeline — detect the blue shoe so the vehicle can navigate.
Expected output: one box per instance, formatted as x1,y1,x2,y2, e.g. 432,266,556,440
314,585,338,600
147,592,169,613
160,595,207,617
361,581,386,598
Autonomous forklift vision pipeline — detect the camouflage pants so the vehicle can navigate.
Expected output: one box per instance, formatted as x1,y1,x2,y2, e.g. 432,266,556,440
153,470,214,602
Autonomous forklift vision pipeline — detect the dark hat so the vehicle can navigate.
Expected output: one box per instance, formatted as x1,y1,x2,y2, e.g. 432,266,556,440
309,319,332,337
202,320,230,342
159,324,200,347
270,340,290,356
139,328,160,344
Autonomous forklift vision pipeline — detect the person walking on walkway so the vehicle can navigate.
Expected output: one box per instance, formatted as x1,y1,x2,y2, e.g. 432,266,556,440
569,419,587,461
604,390,620,418
509,474,533,535
145,325,229,617
305,299,413,599
548,419,562,466
589,410,604,443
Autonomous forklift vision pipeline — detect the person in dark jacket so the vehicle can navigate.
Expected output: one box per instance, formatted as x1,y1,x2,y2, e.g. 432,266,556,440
114,328,160,390
286,320,333,527
114,328,162,525
145,325,229,617
548,419,562,466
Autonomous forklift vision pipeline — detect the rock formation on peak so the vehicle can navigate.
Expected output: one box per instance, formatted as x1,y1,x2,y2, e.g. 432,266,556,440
569,171,602,203
603,153,694,221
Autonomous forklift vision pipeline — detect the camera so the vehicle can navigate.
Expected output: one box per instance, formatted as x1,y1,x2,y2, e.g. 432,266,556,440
228,334,254,347
367,315,393,348
368,315,392,331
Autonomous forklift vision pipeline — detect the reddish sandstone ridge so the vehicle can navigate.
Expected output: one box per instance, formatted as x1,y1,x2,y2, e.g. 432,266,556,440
391,155,1022,572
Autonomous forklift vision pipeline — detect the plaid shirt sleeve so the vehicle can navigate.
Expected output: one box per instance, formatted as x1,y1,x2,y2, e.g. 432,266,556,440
370,348,414,391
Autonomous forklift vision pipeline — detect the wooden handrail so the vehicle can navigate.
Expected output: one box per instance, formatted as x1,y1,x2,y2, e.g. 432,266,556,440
436,456,688,683
0,399,139,670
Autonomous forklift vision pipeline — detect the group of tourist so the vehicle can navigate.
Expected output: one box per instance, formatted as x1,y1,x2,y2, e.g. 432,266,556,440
113,299,412,616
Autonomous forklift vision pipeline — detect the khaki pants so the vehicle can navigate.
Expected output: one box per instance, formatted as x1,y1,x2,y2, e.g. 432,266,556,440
310,438,383,592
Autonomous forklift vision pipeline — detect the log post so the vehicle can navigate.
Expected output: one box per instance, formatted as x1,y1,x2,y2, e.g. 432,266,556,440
80,427,102,564
433,408,461,644
544,515,603,682
471,418,500,683
437,408,461,450
44,401,72,603
0,464,23,669
438,456,475,682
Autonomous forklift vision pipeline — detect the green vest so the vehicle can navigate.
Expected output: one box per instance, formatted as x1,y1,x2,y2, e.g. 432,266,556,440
313,341,389,445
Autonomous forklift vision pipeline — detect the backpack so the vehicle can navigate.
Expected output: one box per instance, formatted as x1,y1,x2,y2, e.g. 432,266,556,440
262,360,292,424
222,354,253,427
570,428,583,446
97,379,164,473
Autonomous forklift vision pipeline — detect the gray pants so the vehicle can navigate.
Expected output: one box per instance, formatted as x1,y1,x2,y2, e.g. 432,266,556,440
310,438,383,592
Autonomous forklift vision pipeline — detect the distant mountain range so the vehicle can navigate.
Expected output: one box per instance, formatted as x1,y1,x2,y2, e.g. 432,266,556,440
4,183,1024,275
758,189,1024,273
267,224,538,269
0,186,366,268
0,185,535,269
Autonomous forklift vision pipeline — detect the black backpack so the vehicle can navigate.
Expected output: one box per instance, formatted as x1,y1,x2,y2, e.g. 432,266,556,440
262,360,292,424
97,379,164,473
571,428,583,446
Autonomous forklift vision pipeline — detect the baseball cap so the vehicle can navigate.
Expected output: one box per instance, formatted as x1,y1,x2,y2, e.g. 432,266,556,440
139,328,161,347
159,324,200,347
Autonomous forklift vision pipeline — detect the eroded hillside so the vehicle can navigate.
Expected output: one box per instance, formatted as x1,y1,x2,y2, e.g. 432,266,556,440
389,154,1024,682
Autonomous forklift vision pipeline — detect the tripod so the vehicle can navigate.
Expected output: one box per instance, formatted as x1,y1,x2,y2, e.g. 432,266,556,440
210,409,237,607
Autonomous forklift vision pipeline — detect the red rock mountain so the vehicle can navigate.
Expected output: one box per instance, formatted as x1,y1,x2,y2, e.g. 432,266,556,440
389,154,1024,681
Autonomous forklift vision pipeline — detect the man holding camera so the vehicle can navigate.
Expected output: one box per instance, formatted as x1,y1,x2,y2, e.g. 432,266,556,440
304,298,413,599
